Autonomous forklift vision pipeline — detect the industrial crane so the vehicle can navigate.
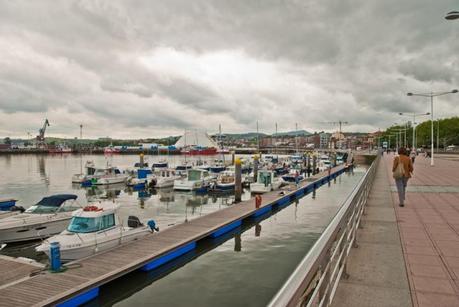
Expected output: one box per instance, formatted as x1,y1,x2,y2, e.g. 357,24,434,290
36,119,50,147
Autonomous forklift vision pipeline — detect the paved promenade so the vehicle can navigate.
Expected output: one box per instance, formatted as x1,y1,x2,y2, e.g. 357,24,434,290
333,153,459,307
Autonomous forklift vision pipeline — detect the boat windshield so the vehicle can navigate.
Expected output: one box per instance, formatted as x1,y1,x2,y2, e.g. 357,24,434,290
25,205,59,214
188,170,202,181
258,172,272,185
67,214,115,233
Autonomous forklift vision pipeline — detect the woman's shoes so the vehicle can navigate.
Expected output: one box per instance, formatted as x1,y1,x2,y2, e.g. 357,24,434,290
399,203,404,207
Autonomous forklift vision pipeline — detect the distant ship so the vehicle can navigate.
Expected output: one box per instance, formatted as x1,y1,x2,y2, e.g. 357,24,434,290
48,144,73,154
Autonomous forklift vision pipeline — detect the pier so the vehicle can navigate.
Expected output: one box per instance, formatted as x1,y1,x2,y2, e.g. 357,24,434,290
332,154,459,306
0,165,349,306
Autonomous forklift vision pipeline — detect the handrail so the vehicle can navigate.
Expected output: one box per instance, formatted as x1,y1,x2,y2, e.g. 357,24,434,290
268,155,380,307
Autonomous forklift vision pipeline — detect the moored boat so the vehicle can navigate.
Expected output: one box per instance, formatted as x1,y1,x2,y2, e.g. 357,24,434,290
0,194,80,243
250,170,283,194
36,202,157,261
173,169,214,192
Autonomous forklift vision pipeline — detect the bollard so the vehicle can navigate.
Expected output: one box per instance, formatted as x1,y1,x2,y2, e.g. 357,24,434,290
235,158,242,203
49,242,62,272
139,153,144,167
253,155,259,183
255,194,262,208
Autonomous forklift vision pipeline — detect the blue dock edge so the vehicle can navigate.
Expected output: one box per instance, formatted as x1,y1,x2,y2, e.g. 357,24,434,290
252,205,272,217
57,287,99,307
141,241,197,272
210,219,242,238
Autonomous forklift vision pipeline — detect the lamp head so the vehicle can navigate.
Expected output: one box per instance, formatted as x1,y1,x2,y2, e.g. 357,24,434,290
445,11,459,20
399,112,403,115
407,93,413,96
452,89,458,93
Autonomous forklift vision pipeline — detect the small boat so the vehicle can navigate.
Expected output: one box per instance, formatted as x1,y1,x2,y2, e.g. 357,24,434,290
0,199,24,219
173,169,214,192
104,146,121,154
91,167,129,185
36,202,157,261
72,161,96,184
250,170,283,194
148,168,181,189
0,194,80,243
48,144,73,154
214,171,236,191
282,169,304,183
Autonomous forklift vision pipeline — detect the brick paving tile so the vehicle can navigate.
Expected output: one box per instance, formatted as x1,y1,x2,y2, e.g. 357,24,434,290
383,154,459,306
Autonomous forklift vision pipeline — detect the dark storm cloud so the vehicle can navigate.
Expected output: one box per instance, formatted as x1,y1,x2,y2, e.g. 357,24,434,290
0,0,458,138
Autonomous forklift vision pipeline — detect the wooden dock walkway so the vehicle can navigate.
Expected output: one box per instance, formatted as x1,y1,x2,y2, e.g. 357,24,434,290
0,166,348,307
0,256,44,289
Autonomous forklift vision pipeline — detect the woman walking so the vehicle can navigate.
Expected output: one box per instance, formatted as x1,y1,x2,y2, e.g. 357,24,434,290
392,147,413,207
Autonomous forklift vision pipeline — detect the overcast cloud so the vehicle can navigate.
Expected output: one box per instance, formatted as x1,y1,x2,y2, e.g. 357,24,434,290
0,0,458,138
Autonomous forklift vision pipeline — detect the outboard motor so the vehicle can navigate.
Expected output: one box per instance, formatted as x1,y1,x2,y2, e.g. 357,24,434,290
147,220,159,232
127,216,143,228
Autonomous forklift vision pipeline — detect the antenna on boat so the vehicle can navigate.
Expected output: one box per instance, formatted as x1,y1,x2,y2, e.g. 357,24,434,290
256,121,260,153
295,122,299,155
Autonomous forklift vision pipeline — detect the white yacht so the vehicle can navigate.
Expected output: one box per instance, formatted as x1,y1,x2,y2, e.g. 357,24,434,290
173,169,214,192
250,170,283,194
148,168,181,189
71,161,96,184
214,170,236,191
36,202,156,261
0,194,80,243
91,166,129,185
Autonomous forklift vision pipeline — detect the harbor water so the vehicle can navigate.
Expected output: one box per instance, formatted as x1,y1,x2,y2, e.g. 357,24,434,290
102,165,366,306
0,153,366,306
0,154,249,261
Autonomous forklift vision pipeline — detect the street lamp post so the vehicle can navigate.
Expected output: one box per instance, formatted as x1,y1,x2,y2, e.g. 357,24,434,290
407,90,458,166
399,112,430,149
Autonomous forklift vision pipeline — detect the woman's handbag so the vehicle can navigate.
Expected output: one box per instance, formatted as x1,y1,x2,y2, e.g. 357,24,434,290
393,157,405,179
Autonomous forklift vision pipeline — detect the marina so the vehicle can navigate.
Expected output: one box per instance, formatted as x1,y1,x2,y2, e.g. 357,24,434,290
0,152,353,306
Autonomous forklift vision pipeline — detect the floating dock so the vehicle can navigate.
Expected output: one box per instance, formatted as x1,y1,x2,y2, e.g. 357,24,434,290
0,165,348,307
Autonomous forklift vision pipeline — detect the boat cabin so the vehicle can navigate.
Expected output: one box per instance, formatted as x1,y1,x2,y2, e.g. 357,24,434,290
67,203,118,233
187,169,210,181
257,170,274,186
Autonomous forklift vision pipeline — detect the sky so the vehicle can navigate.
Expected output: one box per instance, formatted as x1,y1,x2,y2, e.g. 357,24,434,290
0,0,458,139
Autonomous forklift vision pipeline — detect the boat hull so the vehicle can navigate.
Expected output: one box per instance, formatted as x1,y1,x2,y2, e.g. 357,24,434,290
0,218,71,243
38,228,151,261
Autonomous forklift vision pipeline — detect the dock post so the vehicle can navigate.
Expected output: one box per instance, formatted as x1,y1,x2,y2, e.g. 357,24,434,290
139,153,144,167
312,155,317,175
49,242,62,272
253,155,259,183
235,158,242,203
231,151,235,165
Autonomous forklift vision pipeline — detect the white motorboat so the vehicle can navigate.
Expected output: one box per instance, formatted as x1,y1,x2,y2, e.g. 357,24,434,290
0,194,80,243
281,168,305,184
91,166,129,185
214,170,236,191
148,168,181,189
173,169,214,192
36,202,156,261
71,161,96,184
250,170,283,194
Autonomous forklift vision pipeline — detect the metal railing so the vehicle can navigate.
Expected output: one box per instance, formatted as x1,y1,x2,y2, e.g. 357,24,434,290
268,155,380,307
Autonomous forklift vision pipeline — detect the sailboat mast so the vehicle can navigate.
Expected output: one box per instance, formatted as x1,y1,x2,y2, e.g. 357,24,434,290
295,122,298,154
256,121,259,153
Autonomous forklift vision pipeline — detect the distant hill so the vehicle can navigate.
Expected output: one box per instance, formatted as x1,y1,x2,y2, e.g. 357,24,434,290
273,130,311,137
220,132,268,139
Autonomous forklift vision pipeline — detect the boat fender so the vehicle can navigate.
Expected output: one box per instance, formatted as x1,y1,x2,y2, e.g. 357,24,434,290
148,220,159,232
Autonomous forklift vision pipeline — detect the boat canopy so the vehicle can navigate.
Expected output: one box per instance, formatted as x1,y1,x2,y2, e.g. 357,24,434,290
36,194,77,207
